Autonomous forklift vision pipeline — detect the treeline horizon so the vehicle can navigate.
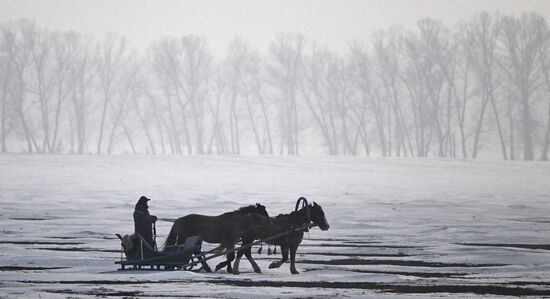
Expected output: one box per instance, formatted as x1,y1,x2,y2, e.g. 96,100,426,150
1,11,550,160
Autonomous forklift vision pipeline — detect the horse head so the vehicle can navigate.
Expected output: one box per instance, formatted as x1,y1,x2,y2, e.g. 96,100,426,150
309,201,330,231
295,197,329,231
253,203,270,217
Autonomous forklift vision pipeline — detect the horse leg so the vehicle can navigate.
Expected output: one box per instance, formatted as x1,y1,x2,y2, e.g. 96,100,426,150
215,254,229,272
233,238,259,274
269,245,288,269
232,249,245,274
198,256,212,273
289,244,299,274
244,246,261,273
226,251,235,273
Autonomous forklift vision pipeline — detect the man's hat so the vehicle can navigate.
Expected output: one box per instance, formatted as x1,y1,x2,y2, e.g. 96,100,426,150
138,196,150,203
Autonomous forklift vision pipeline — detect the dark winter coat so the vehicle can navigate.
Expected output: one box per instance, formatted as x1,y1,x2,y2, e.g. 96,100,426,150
133,202,157,248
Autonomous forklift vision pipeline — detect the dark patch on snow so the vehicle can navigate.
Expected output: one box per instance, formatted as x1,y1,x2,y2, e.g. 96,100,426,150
202,280,550,296
299,243,421,248
0,266,68,271
44,287,200,297
25,279,550,296
297,258,505,268
305,237,379,243
19,279,550,297
46,287,142,297
457,243,550,251
298,252,410,257
33,247,119,253
8,217,57,221
505,281,550,286
303,267,469,278
19,280,147,285
0,240,85,245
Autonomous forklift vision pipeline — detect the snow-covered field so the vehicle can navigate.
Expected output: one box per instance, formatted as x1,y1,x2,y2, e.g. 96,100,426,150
1,155,550,298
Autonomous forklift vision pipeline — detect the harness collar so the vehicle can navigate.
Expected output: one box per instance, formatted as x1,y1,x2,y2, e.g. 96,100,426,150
295,197,311,224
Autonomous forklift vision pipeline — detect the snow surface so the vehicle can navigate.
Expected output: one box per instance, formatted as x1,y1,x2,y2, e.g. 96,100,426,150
1,155,550,298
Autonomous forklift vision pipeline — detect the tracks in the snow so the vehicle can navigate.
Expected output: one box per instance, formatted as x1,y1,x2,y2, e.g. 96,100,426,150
3,236,550,297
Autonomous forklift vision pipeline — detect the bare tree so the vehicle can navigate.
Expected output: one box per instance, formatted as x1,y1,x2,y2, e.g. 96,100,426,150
302,46,339,154
400,21,451,157
105,57,140,154
150,38,185,154
268,33,305,155
207,70,229,154
29,28,53,153
445,28,475,158
150,35,211,154
372,27,415,157
127,62,157,154
66,32,96,154
0,23,16,152
29,29,73,153
48,32,75,153
538,17,550,160
239,43,273,155
459,12,506,158
350,42,388,156
224,37,248,154
500,13,546,160
5,20,41,153
95,33,130,154
179,35,211,155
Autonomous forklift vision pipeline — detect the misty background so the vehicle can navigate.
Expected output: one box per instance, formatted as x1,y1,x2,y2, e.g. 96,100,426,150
0,0,549,160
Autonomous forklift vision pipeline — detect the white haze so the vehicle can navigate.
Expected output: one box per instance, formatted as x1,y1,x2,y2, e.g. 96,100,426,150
1,0,549,55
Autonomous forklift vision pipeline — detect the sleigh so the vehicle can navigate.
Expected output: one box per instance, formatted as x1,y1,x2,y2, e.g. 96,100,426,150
114,233,209,271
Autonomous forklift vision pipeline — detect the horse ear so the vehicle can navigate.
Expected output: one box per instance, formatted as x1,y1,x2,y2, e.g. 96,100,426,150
313,201,318,206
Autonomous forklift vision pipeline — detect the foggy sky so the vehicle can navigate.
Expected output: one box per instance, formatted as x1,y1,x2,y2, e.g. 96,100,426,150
0,0,548,55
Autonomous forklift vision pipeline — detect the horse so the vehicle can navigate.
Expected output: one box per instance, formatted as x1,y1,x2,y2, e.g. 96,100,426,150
217,197,330,274
163,203,269,273
213,213,272,273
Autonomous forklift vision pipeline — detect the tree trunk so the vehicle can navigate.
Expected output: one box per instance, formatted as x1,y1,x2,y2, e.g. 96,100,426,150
521,89,534,161
258,94,273,155
541,101,550,161
96,91,110,154
121,120,137,154
189,96,204,155
244,95,264,154
489,92,508,160
1,91,6,153
472,92,490,159
131,95,156,154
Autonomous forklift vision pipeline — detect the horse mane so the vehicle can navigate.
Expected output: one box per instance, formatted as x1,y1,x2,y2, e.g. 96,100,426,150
220,204,260,216
274,208,307,226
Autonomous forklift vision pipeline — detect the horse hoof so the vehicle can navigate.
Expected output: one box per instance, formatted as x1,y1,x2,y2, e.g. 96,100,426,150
254,268,262,274
232,271,240,275
268,263,278,269
291,269,299,275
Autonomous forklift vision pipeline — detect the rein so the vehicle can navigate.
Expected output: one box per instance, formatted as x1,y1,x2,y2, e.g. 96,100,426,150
153,222,157,251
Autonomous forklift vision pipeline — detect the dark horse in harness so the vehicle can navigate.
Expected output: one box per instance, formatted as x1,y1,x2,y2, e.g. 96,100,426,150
217,197,330,274
163,203,269,273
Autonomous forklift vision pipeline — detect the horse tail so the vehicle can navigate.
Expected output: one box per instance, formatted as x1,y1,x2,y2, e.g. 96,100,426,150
162,220,179,251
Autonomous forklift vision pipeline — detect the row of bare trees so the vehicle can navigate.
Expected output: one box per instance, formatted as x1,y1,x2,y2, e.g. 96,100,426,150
1,12,550,160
